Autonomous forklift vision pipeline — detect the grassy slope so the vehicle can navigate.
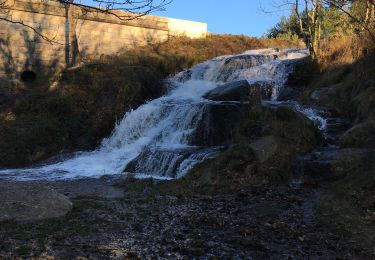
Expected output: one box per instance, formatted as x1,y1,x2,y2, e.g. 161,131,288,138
297,36,375,123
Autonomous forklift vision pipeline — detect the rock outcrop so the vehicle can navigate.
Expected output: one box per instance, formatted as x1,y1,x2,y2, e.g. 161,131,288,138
339,120,375,148
204,80,273,101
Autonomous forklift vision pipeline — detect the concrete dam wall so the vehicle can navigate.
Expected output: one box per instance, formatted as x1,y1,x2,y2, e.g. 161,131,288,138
0,0,207,79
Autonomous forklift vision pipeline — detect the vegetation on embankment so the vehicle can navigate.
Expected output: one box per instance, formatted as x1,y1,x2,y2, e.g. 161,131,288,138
0,64,164,167
287,34,375,251
265,0,374,249
286,38,375,149
0,34,300,168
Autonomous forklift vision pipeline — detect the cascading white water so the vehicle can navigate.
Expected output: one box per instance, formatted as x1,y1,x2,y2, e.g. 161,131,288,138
0,48,311,181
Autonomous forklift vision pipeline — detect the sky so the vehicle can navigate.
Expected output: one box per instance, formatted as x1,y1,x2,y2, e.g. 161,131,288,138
152,0,291,37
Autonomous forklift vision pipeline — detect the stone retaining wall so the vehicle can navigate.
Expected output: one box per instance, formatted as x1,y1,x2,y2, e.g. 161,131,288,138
0,0,207,78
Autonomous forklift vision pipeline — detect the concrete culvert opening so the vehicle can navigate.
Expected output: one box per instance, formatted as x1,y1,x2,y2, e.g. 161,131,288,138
20,70,37,82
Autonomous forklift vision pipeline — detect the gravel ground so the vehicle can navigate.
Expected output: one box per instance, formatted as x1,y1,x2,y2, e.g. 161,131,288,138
0,177,373,259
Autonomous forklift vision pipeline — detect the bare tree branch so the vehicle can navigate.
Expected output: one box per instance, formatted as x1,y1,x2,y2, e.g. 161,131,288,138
56,0,173,20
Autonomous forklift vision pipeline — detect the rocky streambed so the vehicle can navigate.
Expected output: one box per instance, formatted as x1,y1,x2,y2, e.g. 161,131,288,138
0,176,374,259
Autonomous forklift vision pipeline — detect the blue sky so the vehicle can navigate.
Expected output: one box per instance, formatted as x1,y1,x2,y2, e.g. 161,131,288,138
84,0,291,37
153,0,291,37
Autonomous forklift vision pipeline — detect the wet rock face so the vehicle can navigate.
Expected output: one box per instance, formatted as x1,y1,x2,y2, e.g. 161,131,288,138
204,80,274,101
124,102,245,178
0,185,72,221
125,148,187,177
204,80,250,101
277,87,296,101
192,103,243,146
124,147,223,178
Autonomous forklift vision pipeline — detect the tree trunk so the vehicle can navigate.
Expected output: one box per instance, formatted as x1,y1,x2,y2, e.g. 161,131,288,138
64,2,80,68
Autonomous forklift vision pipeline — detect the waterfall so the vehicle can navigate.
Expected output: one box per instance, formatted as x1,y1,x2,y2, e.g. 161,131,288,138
0,48,310,181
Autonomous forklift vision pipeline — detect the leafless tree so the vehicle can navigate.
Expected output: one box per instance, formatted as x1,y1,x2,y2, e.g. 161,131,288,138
270,0,374,59
59,0,172,20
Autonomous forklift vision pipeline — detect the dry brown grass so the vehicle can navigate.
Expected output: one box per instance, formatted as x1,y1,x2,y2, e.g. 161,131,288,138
318,33,375,70
97,34,302,77
296,33,375,122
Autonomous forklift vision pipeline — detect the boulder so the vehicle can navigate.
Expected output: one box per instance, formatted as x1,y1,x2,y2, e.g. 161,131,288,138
262,104,324,151
204,80,250,101
0,185,72,221
250,136,278,163
204,80,273,101
339,120,375,148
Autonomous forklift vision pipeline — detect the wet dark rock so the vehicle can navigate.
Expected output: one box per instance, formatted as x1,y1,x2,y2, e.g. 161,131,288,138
277,87,296,101
174,69,192,83
204,80,273,101
192,102,243,146
125,102,246,178
0,185,72,221
204,80,250,101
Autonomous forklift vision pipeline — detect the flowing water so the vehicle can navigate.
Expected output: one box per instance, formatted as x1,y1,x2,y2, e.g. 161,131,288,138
0,48,322,181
